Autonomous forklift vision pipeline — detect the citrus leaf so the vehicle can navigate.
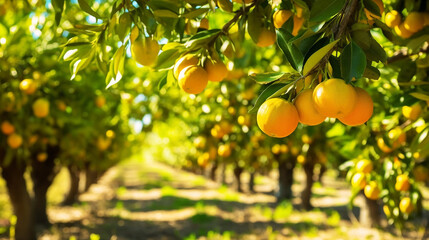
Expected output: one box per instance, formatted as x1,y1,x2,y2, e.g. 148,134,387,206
340,41,367,82
410,92,429,101
153,48,181,70
302,39,339,75
182,8,210,18
249,84,288,114
363,65,380,80
310,0,345,22
153,9,179,18
276,28,304,72
51,0,65,25
77,0,102,19
249,72,286,84
363,0,381,17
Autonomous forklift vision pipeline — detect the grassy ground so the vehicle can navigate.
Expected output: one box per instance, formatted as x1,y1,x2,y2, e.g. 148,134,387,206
0,157,428,239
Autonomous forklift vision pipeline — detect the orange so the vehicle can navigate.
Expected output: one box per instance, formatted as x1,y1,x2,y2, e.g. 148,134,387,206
205,59,228,82
173,55,199,79
208,147,217,160
383,205,391,217
388,127,406,148
57,100,67,111
256,28,276,47
237,115,251,126
338,87,373,126
97,137,111,150
294,89,326,126
423,13,429,26
95,96,106,108
218,144,231,157
313,78,357,118
355,159,373,174
7,133,23,149
385,10,401,27
193,136,206,149
257,98,299,138
37,153,48,162
365,0,384,21
273,10,293,28
404,12,424,33
199,18,209,29
131,37,159,66
402,103,422,121
211,124,225,139
399,197,413,214
32,98,50,118
280,144,288,153
198,153,210,168
178,65,208,94
19,79,38,94
292,15,304,36
351,172,367,190
364,181,380,200
1,121,15,135
395,23,413,38
395,174,410,191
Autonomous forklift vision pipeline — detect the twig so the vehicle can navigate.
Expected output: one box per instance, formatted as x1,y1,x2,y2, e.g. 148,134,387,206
387,44,429,64
221,1,257,34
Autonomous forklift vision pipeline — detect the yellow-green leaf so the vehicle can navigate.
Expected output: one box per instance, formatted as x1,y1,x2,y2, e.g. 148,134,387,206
303,39,339,75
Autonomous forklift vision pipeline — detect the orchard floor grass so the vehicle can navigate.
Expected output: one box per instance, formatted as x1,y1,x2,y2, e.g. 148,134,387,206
0,156,428,239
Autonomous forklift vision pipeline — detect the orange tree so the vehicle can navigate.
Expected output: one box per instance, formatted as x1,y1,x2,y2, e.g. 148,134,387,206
13,0,429,232
0,2,140,239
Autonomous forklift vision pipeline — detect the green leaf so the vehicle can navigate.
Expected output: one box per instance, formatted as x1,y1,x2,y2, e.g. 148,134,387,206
410,92,429,101
302,39,339,75
363,65,380,80
216,0,233,12
247,6,264,44
153,48,182,70
303,37,330,65
158,74,168,91
153,9,179,18
397,61,416,82
364,37,386,63
407,34,429,53
184,0,208,4
276,28,304,72
106,45,125,89
77,0,103,19
185,29,221,48
329,56,341,78
249,72,286,84
51,0,65,25
363,0,381,17
182,8,210,18
340,41,367,82
310,0,345,22
351,30,371,50
249,84,288,114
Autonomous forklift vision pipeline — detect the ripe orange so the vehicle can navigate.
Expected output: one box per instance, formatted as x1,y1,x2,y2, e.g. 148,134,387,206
385,10,401,27
37,153,48,162
7,133,23,149
356,159,373,174
257,98,299,138
173,55,199,79
205,59,228,82
32,98,50,118
313,78,357,118
199,18,209,29
399,197,413,214
338,87,373,126
198,152,210,168
19,79,38,94
404,12,424,33
211,124,225,139
364,181,380,200
395,174,410,192
256,28,276,47
131,37,159,66
218,144,231,157
294,89,326,126
365,0,384,21
273,10,293,28
292,15,304,36
351,172,367,190
178,65,208,94
402,103,422,121
193,136,206,149
95,96,106,108
394,23,413,38
1,121,15,135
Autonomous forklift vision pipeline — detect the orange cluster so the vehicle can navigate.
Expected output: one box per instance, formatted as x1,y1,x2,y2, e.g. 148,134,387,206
273,4,305,36
257,78,373,138
384,10,429,38
173,54,228,94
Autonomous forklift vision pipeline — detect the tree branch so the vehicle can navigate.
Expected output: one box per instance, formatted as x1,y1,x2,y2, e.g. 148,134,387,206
387,44,429,64
221,1,257,34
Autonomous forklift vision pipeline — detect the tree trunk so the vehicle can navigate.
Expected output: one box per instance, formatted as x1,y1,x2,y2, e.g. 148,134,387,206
62,165,80,206
277,158,296,202
84,166,98,192
233,166,244,192
221,164,226,185
318,163,326,184
301,161,315,210
31,146,59,227
248,171,255,193
1,160,37,240
210,162,218,181
360,193,381,227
